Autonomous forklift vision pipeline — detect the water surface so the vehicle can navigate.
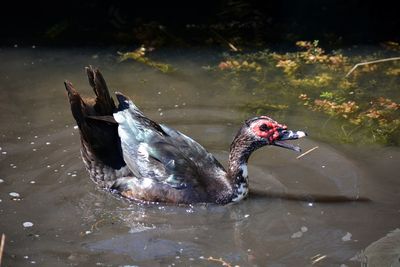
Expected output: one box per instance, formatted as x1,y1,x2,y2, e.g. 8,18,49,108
0,47,399,266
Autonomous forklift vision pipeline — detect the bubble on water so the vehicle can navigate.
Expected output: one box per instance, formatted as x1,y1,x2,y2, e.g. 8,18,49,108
9,192,20,198
2,151,7,155
30,181,36,184
342,232,352,242
32,45,36,49
73,125,78,130
244,214,250,218
186,208,194,213
23,222,34,228
46,142,51,145
159,112,164,116
34,136,38,139
301,226,308,232
17,136,21,140
14,44,18,48
0,179,4,183
291,231,303,238
71,174,77,177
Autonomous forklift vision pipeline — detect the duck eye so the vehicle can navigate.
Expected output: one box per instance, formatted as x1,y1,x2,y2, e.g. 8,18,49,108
259,124,269,131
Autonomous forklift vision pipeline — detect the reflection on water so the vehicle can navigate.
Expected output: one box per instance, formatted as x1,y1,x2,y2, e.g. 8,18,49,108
0,47,399,266
357,229,400,267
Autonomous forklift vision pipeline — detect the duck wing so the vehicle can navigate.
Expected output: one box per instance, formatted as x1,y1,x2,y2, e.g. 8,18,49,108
113,93,225,190
159,124,226,172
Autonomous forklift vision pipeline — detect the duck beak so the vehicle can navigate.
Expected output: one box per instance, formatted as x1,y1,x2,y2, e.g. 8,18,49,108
273,130,307,152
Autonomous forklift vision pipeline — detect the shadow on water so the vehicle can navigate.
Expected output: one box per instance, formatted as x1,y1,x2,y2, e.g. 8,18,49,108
0,47,399,266
250,190,371,203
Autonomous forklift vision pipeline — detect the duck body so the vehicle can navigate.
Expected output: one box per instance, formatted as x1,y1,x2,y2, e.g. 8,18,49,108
65,67,306,204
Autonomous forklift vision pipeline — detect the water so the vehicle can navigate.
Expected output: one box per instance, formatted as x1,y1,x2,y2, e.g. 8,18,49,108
0,47,399,267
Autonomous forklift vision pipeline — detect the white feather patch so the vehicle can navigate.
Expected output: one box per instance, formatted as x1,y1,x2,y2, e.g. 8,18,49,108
240,164,248,178
141,178,154,189
113,112,125,123
232,182,249,202
137,143,150,161
231,164,249,202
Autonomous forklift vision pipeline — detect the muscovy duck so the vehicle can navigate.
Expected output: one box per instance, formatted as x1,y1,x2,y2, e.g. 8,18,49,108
65,66,306,204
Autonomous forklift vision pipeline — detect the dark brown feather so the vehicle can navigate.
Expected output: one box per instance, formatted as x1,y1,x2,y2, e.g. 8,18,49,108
64,69,126,171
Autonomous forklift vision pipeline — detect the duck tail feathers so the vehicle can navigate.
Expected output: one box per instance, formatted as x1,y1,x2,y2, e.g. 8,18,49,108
86,66,116,115
64,67,126,170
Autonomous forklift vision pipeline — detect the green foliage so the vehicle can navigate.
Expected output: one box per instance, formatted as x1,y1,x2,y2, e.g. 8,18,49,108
320,91,334,100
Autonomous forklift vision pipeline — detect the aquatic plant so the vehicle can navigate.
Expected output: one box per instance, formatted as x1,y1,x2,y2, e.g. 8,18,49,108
211,41,400,145
218,60,262,72
118,46,175,73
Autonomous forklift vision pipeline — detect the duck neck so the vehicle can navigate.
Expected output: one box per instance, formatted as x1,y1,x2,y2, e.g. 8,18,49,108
228,134,255,202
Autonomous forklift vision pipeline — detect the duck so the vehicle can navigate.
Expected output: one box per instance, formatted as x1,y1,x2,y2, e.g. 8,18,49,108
64,66,306,204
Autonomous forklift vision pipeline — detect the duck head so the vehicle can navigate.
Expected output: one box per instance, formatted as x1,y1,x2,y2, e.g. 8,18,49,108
245,116,307,152
230,116,307,164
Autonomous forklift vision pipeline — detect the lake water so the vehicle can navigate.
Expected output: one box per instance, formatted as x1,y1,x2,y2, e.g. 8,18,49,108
0,47,399,267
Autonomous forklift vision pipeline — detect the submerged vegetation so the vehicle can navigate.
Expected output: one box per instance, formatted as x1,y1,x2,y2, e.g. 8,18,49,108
209,41,400,145
118,46,174,73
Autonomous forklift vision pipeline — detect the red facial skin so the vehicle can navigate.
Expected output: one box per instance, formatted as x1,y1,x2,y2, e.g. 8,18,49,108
251,118,287,142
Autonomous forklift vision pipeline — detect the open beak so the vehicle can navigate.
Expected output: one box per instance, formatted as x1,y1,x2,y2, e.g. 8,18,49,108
273,130,307,152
